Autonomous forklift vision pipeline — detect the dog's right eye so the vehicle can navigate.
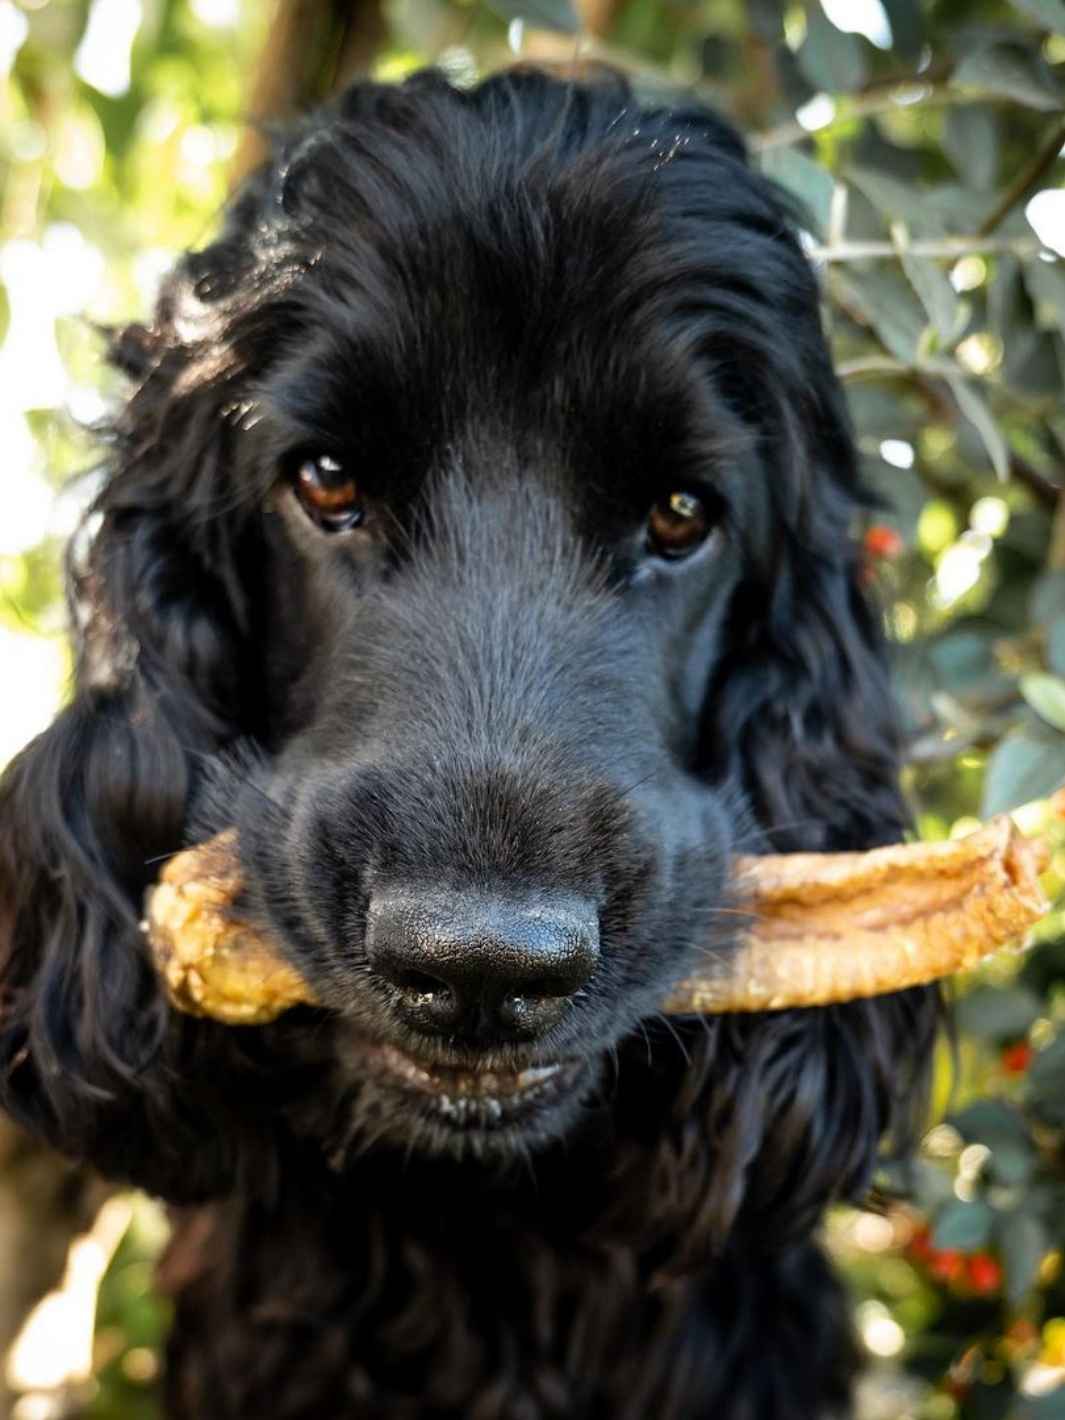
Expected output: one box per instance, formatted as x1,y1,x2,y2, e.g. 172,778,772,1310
291,454,364,533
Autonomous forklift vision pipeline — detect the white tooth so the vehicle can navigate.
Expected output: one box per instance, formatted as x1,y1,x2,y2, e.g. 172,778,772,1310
518,1064,561,1088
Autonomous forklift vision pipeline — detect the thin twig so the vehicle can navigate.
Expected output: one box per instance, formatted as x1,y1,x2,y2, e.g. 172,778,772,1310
978,119,1065,238
811,235,1044,261
753,81,963,152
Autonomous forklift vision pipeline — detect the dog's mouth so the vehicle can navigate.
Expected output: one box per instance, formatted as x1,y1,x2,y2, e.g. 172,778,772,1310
353,1039,587,1130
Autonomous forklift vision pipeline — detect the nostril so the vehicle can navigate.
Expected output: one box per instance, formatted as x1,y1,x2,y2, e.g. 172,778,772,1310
393,969,447,997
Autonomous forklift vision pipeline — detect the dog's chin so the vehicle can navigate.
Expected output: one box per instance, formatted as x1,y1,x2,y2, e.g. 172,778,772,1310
339,1037,598,1163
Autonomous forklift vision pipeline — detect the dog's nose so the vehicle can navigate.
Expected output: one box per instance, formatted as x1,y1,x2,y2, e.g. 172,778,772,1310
365,887,599,1041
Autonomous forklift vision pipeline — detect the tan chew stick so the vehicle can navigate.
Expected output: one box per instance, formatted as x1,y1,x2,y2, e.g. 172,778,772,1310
144,816,1052,1024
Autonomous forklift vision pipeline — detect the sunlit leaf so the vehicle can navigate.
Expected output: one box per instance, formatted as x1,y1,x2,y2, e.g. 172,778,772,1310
1021,673,1065,732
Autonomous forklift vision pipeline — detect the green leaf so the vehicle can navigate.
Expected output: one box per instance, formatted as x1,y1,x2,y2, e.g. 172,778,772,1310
942,105,1000,192
860,455,926,541
747,0,785,42
797,5,868,93
901,252,964,346
945,374,1010,480
880,0,924,59
1012,0,1065,34
951,1100,1036,1186
835,267,926,364
956,985,1042,1040
760,148,835,239
997,1211,1047,1305
952,42,1065,111
484,0,580,31
1025,259,1065,337
982,732,1065,815
1033,570,1065,626
1048,618,1065,676
932,1199,994,1251
1027,1031,1065,1126
1022,673,1065,732
1020,1385,1065,1417
847,165,946,236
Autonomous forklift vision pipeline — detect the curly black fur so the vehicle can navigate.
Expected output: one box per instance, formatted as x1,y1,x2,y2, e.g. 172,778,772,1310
0,67,938,1418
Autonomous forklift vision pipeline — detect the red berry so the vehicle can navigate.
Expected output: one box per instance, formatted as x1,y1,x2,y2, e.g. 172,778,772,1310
908,1225,934,1263
967,1253,1003,1294
930,1250,965,1284
864,525,904,559
1001,1042,1033,1075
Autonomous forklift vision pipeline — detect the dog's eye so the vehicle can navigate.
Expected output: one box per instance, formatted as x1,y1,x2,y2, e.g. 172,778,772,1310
292,455,364,533
647,491,714,560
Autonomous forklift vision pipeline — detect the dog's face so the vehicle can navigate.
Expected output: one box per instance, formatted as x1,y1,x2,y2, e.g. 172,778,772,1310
0,70,935,1239
233,291,743,1158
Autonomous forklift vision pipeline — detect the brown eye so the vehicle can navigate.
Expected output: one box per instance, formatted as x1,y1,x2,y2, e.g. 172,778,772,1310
647,490,714,560
292,454,363,532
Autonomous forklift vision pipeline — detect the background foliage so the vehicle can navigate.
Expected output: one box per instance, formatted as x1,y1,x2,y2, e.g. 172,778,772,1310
2,0,1065,1416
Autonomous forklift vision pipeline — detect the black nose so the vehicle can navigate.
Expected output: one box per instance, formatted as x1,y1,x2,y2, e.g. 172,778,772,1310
365,887,599,1042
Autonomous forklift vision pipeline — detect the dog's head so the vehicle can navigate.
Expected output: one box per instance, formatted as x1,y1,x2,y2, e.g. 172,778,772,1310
0,67,935,1256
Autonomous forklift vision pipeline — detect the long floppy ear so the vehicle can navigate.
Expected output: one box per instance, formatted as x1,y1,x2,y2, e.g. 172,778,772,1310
0,190,281,1200
680,174,940,1254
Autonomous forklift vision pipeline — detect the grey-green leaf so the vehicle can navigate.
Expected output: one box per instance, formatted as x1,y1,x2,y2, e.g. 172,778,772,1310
1021,673,1065,733
952,42,1065,111
932,1200,994,1251
902,253,964,345
942,105,1001,192
982,732,1065,815
956,986,1042,1041
835,267,926,364
760,148,835,239
946,374,1010,480
998,1211,1047,1305
1011,0,1065,35
797,6,868,93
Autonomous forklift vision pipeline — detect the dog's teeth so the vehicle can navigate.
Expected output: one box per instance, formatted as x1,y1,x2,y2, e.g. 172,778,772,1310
517,1064,561,1089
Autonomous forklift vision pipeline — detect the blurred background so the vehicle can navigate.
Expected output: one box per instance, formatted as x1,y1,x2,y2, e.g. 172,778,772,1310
2,0,1065,1415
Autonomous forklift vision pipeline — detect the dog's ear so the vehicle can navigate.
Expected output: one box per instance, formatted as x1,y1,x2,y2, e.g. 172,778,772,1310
701,365,906,854
673,171,940,1260
0,211,277,1198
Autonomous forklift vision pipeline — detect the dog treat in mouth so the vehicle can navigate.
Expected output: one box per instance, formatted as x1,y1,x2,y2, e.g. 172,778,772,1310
144,816,1053,1024
144,830,316,1025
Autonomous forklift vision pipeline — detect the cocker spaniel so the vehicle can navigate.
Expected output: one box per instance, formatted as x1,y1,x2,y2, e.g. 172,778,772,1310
0,66,937,1419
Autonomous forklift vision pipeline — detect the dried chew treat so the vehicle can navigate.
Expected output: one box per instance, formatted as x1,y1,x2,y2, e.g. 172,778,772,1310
662,816,1048,1013
144,829,317,1025
144,817,1052,1023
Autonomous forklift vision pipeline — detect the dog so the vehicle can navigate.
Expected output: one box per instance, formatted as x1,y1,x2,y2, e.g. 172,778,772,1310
0,66,938,1418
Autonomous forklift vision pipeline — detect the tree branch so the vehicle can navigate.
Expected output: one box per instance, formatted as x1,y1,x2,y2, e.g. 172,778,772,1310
977,118,1065,237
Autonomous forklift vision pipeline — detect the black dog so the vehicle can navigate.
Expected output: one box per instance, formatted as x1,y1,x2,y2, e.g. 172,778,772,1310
0,67,937,1418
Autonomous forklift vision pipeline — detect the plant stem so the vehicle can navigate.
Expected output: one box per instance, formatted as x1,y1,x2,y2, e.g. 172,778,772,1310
978,119,1065,237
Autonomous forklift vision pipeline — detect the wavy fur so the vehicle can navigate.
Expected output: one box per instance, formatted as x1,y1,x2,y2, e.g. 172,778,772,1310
0,67,937,1419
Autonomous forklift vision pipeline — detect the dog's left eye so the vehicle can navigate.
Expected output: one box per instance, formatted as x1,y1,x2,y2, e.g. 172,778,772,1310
292,455,364,533
646,491,715,560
